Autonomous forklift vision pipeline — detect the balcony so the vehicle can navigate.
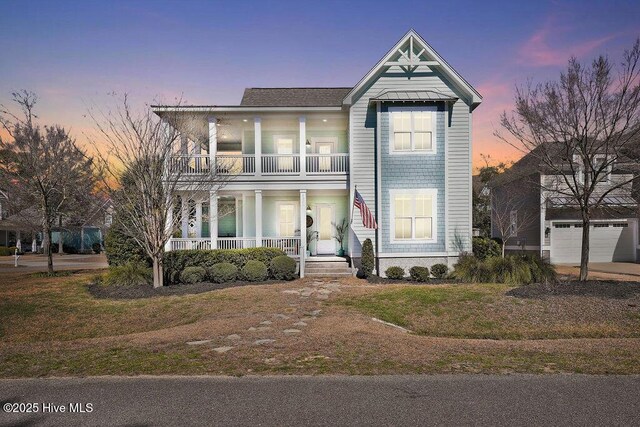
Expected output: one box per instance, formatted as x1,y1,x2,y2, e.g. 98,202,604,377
169,153,349,176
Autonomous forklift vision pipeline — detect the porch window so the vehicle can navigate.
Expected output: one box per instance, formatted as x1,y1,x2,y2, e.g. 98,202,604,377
277,203,296,237
201,202,210,238
390,189,436,242
390,108,435,153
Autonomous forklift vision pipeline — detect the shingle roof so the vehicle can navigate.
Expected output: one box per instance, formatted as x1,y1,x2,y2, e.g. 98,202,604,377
240,87,352,107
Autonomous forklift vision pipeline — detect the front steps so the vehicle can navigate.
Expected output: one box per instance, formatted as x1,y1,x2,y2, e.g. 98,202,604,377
304,257,353,277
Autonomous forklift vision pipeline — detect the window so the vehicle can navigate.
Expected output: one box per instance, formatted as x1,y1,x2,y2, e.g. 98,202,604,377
612,223,628,228
573,154,612,184
390,189,436,242
201,202,210,238
277,203,296,237
390,108,435,153
554,224,571,228
509,210,518,237
275,137,294,172
593,223,609,228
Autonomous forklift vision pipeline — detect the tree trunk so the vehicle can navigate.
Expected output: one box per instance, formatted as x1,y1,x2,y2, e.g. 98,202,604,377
58,217,64,254
43,223,54,274
152,256,164,288
579,216,590,282
501,242,506,258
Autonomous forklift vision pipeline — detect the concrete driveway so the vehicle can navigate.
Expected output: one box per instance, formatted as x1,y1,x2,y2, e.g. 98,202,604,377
0,253,108,273
556,262,640,281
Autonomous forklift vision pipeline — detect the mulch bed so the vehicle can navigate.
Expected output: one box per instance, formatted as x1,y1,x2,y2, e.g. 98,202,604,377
365,276,459,285
507,280,640,300
87,280,281,300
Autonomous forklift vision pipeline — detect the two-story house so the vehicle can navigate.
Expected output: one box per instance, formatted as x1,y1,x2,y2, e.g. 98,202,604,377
490,144,639,264
153,30,482,277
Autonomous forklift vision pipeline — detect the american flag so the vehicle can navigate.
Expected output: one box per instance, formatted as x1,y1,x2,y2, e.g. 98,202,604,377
353,190,377,229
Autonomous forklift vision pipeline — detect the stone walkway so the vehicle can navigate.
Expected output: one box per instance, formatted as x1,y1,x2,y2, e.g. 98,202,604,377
184,279,343,354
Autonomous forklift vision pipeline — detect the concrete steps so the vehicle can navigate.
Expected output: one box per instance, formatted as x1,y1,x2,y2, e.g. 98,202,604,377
304,258,353,277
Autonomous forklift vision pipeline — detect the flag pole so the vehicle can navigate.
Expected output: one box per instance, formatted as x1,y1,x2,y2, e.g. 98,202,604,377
349,185,356,276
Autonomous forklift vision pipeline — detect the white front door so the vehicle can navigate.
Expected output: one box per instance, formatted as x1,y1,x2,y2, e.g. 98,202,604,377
316,204,335,255
316,142,334,172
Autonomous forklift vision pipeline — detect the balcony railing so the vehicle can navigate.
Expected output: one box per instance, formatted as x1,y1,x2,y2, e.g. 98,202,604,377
216,155,255,175
170,238,212,251
170,154,348,176
217,237,257,250
306,153,349,173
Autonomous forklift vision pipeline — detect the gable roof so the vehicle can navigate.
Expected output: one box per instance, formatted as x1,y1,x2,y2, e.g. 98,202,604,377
240,87,352,107
342,29,482,107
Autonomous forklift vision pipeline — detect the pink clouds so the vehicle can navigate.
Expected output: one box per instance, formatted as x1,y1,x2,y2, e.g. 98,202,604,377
519,18,617,67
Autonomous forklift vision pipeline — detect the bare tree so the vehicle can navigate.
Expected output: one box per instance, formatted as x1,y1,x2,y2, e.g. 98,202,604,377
0,91,98,273
88,95,231,288
497,39,640,280
491,186,538,257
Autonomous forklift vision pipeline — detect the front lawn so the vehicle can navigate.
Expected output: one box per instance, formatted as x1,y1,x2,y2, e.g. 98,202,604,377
338,283,640,339
1,270,639,377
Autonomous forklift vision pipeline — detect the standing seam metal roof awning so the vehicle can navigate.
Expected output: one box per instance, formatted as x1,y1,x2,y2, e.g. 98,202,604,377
369,90,458,102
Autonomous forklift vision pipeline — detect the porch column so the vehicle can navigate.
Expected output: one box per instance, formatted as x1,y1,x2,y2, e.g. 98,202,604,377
254,117,262,176
299,190,307,278
210,191,218,249
242,193,248,239
208,116,217,174
299,116,306,176
255,190,262,247
164,198,173,251
181,196,189,238
195,201,203,238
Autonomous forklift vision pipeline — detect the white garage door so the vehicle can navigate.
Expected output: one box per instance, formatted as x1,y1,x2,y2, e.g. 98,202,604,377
550,221,636,264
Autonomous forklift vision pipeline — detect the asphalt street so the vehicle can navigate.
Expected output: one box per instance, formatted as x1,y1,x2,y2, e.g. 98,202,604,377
1,375,638,426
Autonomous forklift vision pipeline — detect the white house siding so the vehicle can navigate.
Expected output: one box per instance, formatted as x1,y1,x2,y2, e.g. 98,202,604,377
349,68,474,264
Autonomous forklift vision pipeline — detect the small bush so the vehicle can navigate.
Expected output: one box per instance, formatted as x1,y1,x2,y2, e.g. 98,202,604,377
180,266,207,284
207,262,238,283
241,260,268,282
453,254,556,285
104,262,152,286
385,266,405,280
208,262,238,283
92,242,102,254
472,237,501,260
409,266,430,282
0,246,13,256
431,263,449,279
361,238,375,278
270,255,297,280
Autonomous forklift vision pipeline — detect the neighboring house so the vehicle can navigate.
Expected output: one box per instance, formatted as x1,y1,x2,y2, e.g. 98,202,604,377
153,29,482,277
490,145,639,264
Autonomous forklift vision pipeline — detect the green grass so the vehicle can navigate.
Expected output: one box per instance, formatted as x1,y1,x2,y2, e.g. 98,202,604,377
338,284,640,340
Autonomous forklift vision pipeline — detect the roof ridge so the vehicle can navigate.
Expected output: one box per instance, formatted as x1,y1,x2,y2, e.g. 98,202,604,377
244,87,353,89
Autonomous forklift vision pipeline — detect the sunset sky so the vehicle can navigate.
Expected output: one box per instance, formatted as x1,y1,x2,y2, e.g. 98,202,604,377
1,0,639,170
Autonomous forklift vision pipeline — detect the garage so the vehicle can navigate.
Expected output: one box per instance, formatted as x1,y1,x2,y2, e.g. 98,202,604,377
550,220,637,264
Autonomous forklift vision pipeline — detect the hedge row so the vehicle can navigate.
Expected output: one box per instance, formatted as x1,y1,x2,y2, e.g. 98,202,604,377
163,247,288,284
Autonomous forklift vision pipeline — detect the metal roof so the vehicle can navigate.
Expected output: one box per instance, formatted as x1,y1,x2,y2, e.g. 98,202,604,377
369,90,458,102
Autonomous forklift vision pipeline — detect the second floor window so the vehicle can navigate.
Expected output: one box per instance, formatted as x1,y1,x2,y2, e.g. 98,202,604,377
389,108,436,154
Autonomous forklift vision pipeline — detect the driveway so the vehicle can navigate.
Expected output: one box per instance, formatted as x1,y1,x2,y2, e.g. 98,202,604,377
0,253,108,272
1,375,639,426
556,262,640,281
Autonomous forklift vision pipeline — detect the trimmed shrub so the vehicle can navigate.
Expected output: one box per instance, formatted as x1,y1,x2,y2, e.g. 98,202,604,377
104,227,149,267
207,262,238,283
241,260,268,282
163,247,285,284
0,246,13,256
431,263,449,279
385,266,405,280
361,238,375,278
270,255,297,280
409,266,430,282
104,262,152,286
180,266,207,284
472,237,501,260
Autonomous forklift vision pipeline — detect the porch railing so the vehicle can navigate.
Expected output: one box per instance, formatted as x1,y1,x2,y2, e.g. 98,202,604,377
170,238,212,251
306,153,349,173
262,237,301,256
217,237,257,250
262,155,301,174
216,155,255,175
170,155,210,174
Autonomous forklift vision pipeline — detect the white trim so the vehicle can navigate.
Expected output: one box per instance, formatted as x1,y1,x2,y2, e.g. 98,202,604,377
153,106,343,113
388,106,437,155
377,252,449,258
389,188,438,244
315,203,336,255
342,30,482,106
467,107,472,254
275,201,298,237
444,102,449,254
376,101,382,265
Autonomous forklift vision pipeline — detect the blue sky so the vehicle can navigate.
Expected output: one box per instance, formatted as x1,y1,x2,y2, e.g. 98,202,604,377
1,0,639,166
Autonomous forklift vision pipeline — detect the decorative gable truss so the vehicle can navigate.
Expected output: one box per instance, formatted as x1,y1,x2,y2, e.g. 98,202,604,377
385,35,439,73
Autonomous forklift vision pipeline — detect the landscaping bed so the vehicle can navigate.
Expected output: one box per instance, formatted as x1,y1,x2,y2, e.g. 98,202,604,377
507,280,640,300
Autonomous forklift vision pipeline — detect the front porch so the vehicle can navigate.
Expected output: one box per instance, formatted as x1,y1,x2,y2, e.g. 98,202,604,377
166,189,349,276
